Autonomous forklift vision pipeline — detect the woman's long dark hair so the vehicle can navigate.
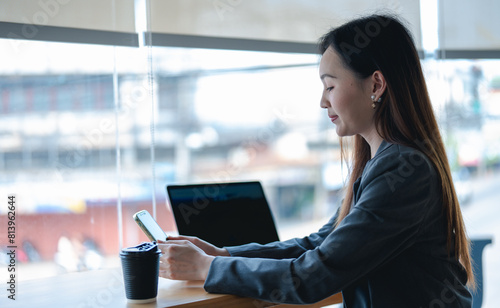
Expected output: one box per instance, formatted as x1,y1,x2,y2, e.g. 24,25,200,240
319,14,474,287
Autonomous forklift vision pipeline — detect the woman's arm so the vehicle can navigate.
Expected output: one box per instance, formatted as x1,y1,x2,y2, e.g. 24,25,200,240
158,206,340,281
225,211,339,259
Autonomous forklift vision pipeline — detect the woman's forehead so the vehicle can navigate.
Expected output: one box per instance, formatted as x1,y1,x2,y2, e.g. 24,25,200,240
319,47,343,77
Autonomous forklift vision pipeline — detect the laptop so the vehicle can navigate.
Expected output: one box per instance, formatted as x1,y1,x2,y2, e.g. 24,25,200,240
166,181,280,247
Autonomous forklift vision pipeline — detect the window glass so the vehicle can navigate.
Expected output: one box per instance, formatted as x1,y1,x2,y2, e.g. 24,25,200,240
423,58,500,307
150,47,332,229
0,39,332,283
0,39,146,280
0,20,498,308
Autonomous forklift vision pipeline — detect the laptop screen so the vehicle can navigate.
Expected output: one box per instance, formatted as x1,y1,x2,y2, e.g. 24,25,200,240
166,181,280,247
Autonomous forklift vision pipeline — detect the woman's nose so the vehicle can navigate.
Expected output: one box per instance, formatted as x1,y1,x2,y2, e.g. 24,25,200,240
320,95,329,109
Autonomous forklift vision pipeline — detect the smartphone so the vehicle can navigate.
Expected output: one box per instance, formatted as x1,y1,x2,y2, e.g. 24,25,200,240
133,210,168,242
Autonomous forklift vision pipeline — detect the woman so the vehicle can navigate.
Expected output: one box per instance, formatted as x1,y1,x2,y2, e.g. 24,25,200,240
158,14,474,307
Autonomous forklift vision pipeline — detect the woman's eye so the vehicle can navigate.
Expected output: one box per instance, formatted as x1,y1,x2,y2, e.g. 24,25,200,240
326,87,334,92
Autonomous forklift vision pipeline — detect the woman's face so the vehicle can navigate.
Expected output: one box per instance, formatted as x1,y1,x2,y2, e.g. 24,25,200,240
319,47,376,138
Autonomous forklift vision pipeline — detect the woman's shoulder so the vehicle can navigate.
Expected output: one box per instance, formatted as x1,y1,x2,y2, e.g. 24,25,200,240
358,141,440,206
363,140,437,183
373,140,429,159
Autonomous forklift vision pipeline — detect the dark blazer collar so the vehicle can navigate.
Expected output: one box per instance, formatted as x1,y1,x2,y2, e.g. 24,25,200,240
374,139,392,158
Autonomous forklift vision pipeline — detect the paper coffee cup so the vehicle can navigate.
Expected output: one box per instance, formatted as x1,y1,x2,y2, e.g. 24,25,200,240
120,242,161,303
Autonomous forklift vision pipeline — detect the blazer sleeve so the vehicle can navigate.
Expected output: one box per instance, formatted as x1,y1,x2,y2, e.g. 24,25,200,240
225,209,339,259
204,148,438,304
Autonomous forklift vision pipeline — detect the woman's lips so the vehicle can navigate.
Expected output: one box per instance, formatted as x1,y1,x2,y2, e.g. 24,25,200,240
329,115,339,122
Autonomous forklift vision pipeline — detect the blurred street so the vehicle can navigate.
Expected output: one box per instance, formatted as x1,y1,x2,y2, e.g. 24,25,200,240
461,171,500,308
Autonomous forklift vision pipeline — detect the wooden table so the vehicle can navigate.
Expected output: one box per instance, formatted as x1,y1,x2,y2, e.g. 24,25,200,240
4,268,342,307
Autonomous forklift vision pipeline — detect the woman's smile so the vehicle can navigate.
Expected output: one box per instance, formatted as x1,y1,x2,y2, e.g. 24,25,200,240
329,114,339,122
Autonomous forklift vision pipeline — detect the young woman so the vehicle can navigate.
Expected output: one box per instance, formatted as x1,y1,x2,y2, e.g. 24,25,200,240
158,14,474,307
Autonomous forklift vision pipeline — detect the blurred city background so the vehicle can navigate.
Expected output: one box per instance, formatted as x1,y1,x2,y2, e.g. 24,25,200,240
0,0,499,307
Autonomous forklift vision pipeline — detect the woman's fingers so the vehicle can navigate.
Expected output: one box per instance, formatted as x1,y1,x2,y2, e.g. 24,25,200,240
165,235,192,241
158,240,214,281
161,236,226,257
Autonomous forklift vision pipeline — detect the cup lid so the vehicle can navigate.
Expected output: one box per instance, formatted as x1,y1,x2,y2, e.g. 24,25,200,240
120,242,160,256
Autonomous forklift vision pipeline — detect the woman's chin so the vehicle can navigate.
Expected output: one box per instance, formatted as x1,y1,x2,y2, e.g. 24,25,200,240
335,127,346,137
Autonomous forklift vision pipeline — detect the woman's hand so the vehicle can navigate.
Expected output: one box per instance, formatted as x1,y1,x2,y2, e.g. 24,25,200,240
163,235,230,257
158,239,215,281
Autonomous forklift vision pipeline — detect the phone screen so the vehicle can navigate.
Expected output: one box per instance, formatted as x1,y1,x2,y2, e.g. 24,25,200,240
133,210,168,242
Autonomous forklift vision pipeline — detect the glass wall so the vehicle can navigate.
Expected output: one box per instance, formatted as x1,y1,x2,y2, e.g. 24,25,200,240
422,57,500,307
0,39,148,278
0,1,498,307
0,38,336,281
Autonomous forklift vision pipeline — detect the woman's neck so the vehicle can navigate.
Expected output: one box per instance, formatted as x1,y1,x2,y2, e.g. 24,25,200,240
361,131,384,159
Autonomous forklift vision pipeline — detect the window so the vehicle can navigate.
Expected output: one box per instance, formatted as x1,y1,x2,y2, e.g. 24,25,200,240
0,38,329,281
0,2,498,307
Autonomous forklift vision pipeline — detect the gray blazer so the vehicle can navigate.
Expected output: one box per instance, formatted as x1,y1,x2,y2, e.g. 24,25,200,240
204,141,472,307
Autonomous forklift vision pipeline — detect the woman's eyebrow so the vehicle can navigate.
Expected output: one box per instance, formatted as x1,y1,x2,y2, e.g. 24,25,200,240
320,73,336,80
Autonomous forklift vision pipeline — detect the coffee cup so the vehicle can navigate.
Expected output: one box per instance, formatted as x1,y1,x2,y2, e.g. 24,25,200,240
120,242,161,303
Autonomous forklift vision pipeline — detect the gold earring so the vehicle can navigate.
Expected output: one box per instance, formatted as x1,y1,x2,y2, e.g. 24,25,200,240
371,95,376,109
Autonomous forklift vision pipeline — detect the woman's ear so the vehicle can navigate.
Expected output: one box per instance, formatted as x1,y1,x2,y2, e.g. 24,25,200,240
371,70,387,100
